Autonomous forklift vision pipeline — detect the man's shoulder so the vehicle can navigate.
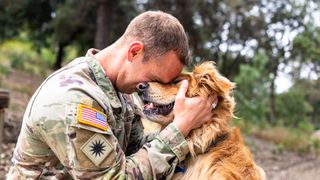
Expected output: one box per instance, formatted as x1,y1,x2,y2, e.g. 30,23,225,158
34,58,100,101
29,63,110,119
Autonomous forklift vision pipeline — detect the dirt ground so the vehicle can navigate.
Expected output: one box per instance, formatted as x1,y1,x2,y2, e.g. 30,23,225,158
1,70,320,179
247,136,320,180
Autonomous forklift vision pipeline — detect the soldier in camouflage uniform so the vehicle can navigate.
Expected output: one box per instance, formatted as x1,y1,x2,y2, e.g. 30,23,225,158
7,11,215,179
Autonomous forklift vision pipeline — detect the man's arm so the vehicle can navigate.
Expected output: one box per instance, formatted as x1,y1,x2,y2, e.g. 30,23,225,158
34,91,189,180
7,81,214,180
125,112,158,156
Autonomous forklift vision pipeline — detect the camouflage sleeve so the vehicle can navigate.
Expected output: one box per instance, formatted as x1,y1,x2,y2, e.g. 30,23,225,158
125,104,159,155
131,124,189,179
6,118,72,179
29,92,189,180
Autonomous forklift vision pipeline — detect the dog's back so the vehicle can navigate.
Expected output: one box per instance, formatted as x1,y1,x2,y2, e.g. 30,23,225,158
174,128,266,180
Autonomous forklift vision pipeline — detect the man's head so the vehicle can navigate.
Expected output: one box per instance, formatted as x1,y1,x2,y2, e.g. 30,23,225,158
123,10,189,65
113,11,190,93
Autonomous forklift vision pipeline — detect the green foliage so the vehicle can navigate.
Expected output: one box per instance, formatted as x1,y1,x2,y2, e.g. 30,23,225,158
234,51,270,123
0,39,54,76
145,0,317,79
0,0,53,46
292,28,320,65
275,86,313,127
51,1,95,46
232,117,262,134
292,79,320,128
298,121,315,134
0,64,10,76
40,48,56,67
62,46,80,65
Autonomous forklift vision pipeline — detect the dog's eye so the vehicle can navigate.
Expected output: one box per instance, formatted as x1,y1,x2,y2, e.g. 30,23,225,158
171,79,181,85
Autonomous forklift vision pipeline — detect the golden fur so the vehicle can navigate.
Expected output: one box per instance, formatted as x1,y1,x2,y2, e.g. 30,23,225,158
139,62,265,180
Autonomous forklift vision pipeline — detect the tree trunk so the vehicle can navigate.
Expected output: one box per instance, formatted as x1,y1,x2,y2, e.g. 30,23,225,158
269,76,276,124
269,59,278,124
95,0,113,49
54,42,66,70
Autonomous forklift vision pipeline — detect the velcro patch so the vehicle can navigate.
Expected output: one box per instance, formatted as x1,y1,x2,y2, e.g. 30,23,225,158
78,104,108,131
81,133,113,166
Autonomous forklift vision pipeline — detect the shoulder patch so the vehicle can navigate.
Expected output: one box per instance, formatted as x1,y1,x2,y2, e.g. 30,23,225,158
78,104,109,131
81,133,113,166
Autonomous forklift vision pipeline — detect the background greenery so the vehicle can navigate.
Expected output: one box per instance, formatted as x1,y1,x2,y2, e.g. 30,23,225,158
0,0,319,154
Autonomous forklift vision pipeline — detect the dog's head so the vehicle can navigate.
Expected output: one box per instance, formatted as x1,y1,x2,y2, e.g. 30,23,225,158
137,62,235,127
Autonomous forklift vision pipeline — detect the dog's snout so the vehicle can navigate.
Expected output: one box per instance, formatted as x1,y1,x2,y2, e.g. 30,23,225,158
136,82,149,92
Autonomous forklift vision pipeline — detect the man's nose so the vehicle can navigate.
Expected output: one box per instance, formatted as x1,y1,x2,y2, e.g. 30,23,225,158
136,82,149,93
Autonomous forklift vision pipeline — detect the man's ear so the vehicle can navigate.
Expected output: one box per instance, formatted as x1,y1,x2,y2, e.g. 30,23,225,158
128,41,144,62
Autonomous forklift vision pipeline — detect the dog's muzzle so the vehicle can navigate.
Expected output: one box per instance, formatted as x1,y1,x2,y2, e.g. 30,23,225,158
136,82,149,95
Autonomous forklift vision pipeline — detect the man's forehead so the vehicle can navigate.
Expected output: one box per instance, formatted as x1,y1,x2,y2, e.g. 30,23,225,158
159,66,184,83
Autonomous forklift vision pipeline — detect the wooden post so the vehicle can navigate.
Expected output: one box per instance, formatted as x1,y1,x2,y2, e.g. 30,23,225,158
0,89,9,156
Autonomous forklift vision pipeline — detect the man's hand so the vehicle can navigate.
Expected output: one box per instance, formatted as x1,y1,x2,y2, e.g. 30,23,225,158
172,80,217,137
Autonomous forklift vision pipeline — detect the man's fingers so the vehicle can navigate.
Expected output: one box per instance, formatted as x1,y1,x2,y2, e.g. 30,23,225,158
176,80,188,99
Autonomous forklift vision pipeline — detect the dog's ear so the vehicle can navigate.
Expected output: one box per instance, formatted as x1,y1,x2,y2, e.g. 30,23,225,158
195,61,235,96
212,74,235,94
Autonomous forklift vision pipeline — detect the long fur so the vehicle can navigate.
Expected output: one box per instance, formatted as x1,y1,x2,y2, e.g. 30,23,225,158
141,62,265,180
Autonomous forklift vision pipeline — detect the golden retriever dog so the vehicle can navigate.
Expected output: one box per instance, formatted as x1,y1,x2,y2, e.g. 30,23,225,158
136,62,265,180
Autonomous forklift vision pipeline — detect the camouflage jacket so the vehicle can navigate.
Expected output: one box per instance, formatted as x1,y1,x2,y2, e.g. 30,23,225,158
7,49,189,180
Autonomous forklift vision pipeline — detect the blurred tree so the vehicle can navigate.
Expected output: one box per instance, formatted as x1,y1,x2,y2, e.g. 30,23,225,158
40,0,137,68
0,0,53,46
290,28,320,128
234,51,270,123
275,82,313,127
291,27,320,79
0,0,70,69
292,79,320,128
0,0,138,69
95,0,137,49
50,0,96,69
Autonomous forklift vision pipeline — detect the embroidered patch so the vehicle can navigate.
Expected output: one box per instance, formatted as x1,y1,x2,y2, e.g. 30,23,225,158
81,133,113,166
78,104,108,131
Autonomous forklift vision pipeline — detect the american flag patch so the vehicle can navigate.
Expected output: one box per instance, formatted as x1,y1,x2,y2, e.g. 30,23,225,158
78,104,108,131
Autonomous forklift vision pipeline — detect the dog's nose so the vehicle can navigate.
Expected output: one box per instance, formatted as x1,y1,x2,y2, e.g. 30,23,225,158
136,82,149,92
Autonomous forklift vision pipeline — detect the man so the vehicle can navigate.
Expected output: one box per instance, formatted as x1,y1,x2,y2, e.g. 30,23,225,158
7,11,215,179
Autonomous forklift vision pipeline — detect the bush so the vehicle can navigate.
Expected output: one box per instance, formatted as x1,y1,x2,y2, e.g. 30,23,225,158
276,86,313,127
0,40,54,76
0,64,10,76
40,48,56,67
234,51,270,124
298,121,315,133
10,52,25,69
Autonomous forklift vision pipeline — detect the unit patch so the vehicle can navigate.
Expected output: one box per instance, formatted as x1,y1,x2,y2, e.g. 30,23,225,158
78,104,108,131
81,133,113,166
